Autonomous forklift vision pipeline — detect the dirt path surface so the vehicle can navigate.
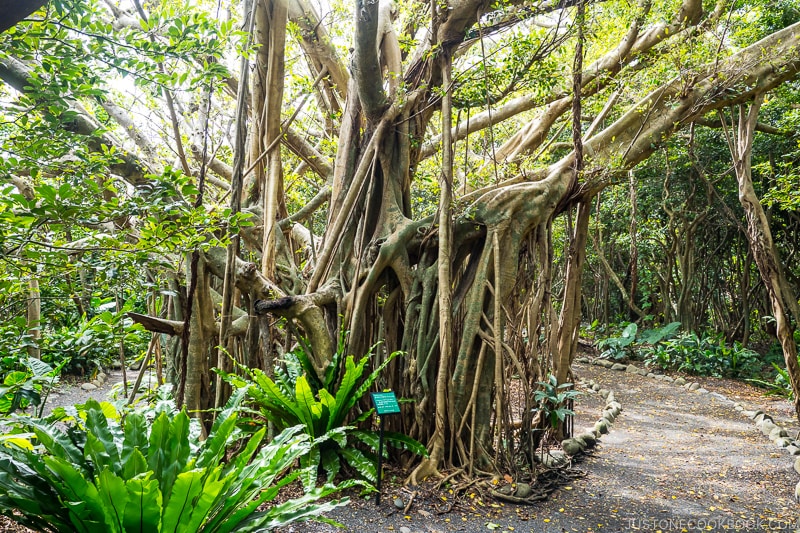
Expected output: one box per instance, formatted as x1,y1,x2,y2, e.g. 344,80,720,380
42,367,144,415
282,362,800,532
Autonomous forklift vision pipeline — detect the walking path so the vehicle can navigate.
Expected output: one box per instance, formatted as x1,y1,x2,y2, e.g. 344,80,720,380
284,361,800,532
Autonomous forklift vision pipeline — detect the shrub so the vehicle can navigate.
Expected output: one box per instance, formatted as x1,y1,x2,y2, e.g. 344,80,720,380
0,393,351,532
0,357,63,416
226,344,427,485
534,375,582,429
596,321,681,361
595,322,638,360
643,332,761,378
748,362,795,400
40,299,148,376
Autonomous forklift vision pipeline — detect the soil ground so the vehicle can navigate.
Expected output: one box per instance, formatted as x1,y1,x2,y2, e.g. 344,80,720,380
2,362,798,532
279,362,800,533
41,367,144,416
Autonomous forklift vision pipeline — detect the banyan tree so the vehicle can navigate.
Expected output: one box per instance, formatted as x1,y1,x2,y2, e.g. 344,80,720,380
1,0,799,480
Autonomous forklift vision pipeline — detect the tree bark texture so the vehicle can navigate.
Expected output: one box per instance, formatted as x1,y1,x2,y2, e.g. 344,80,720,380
721,96,800,421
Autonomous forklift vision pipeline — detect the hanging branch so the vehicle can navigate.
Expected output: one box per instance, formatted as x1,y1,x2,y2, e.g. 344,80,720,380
552,0,586,389
215,0,257,410
260,0,289,279
571,0,584,178
410,7,455,480
176,50,213,414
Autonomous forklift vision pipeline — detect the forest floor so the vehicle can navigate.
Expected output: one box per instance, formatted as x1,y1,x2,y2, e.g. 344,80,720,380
2,361,799,532
279,361,800,533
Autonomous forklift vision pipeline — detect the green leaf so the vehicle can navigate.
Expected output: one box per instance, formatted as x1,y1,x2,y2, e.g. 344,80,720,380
43,456,107,532
26,357,54,377
196,411,237,470
251,374,306,431
123,448,149,481
0,452,71,530
639,321,681,344
122,413,148,478
29,421,86,472
339,447,376,483
147,411,188,501
294,375,321,434
229,427,266,473
367,430,428,458
299,449,320,492
184,466,226,532
84,400,122,475
161,469,204,532
317,388,336,429
329,356,366,428
243,486,351,531
319,448,340,483
96,468,127,533
123,474,162,532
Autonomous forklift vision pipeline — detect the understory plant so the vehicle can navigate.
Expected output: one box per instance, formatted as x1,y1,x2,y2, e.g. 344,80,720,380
534,375,582,429
0,356,63,416
228,344,427,485
0,392,351,532
41,299,148,376
596,321,681,361
595,322,639,360
642,331,761,378
748,362,795,400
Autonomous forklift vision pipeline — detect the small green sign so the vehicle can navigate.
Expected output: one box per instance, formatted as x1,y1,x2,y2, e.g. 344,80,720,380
371,391,400,415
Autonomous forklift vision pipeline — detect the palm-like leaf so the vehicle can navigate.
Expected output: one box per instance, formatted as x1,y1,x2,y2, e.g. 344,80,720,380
339,447,377,483
237,346,426,485
0,398,348,532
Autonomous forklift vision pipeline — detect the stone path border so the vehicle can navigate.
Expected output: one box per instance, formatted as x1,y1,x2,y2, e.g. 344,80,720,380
559,378,623,461
576,355,800,500
79,371,109,391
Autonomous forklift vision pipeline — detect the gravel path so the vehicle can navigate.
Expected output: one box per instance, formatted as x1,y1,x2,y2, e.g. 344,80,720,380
42,367,144,415
281,362,800,532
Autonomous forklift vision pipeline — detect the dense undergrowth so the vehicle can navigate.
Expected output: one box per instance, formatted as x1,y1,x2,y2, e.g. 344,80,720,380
0,340,427,531
593,322,796,398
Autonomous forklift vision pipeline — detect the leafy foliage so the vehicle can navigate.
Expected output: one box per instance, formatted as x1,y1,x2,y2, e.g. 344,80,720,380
0,357,63,416
642,332,762,379
40,298,147,375
533,375,582,429
595,322,639,360
0,394,351,532
596,322,682,360
227,345,427,484
748,362,795,400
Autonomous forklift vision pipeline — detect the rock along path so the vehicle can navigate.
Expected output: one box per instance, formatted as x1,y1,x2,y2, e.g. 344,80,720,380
282,361,800,533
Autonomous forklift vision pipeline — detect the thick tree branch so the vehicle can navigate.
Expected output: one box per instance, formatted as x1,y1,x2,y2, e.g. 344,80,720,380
253,286,338,377
694,117,791,136
0,56,154,186
288,0,349,101
282,128,334,178
0,0,47,33
466,19,800,224
353,0,388,121
128,312,185,335
278,185,331,229
584,21,800,174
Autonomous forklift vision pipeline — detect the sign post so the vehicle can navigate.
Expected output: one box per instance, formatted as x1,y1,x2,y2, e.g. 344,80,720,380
370,391,400,506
